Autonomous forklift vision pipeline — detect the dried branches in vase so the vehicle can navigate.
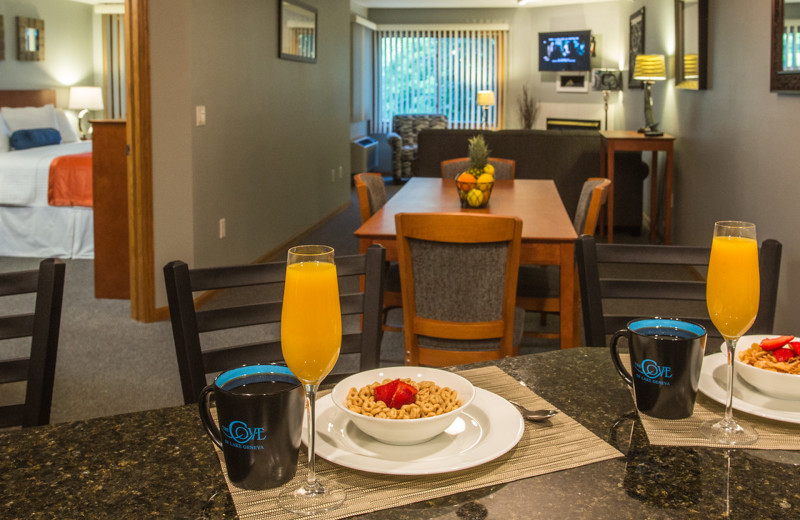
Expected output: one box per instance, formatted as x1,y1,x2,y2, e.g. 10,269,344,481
517,85,537,130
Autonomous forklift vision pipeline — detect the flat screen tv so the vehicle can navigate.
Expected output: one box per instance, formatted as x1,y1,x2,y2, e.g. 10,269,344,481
539,30,591,71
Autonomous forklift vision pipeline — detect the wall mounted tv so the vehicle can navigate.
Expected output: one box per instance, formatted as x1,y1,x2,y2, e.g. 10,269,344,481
539,30,591,71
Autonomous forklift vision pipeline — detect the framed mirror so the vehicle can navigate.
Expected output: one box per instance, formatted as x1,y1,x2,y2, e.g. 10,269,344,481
675,0,708,90
279,0,317,63
16,16,45,62
771,0,800,91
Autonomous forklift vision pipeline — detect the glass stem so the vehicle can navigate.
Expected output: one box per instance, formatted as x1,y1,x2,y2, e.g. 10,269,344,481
304,383,319,489
722,338,738,426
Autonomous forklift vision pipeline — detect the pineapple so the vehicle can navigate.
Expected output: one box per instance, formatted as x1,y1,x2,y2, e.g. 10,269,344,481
467,135,490,173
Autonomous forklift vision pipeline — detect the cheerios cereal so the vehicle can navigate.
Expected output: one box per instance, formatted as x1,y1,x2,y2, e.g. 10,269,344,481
345,378,462,419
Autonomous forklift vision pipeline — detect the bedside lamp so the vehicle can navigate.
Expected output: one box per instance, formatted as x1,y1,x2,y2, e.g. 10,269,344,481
632,54,666,135
68,86,104,139
477,90,495,128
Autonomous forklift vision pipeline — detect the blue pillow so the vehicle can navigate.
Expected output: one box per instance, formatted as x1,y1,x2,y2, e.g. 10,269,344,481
9,128,62,150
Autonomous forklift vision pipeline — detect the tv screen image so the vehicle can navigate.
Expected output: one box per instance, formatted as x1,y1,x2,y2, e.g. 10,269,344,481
539,30,591,71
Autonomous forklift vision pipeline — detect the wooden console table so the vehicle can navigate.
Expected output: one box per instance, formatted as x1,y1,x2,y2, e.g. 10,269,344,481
600,130,675,244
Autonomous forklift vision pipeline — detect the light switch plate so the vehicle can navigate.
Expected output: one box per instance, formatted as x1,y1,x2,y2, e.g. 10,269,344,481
196,105,206,126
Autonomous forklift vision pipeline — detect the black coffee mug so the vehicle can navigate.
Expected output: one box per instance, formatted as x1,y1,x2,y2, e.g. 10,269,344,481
199,364,304,490
610,318,706,420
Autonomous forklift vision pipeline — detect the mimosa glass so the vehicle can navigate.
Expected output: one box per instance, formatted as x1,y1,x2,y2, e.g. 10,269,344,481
700,221,759,445
278,245,345,514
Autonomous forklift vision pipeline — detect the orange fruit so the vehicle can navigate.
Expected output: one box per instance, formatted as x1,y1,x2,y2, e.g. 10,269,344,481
456,171,476,192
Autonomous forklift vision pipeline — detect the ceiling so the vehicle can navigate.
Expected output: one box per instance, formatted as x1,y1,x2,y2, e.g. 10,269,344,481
353,0,614,7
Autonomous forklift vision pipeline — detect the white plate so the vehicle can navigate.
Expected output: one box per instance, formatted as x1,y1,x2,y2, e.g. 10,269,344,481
305,387,525,475
698,351,800,424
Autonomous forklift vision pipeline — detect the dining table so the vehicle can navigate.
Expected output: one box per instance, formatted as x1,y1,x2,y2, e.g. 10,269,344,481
2,347,798,519
354,177,580,348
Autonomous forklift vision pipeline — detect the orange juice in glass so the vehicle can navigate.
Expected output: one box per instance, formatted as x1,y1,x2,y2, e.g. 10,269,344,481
706,235,760,339
701,221,759,445
279,245,345,515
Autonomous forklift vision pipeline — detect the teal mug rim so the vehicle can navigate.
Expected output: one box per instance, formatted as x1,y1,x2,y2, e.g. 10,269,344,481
214,364,300,396
628,318,706,340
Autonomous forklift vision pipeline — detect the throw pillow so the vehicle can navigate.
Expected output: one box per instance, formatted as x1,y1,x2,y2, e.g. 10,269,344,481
9,128,62,150
56,109,80,143
1,104,59,133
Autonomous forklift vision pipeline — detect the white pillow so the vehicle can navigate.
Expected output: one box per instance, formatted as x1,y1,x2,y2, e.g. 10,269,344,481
1,104,59,133
56,109,80,143
0,115,9,153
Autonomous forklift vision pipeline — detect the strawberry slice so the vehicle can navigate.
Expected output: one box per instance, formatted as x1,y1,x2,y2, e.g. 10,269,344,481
759,335,795,351
389,381,418,408
772,348,797,362
789,341,800,357
374,379,400,406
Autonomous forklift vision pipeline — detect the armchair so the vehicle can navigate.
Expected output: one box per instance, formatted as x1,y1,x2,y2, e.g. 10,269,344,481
388,114,447,183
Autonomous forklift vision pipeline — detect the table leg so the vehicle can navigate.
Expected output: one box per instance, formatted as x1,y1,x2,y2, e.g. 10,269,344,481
605,144,615,243
664,147,674,244
649,151,660,243
559,242,579,348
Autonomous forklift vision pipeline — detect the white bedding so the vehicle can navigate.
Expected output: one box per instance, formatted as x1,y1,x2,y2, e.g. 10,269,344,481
0,141,94,259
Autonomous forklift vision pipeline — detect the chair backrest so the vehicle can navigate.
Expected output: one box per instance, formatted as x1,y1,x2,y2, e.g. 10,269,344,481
392,114,448,145
576,235,782,348
395,212,522,366
353,173,387,224
0,258,65,427
164,245,386,404
573,177,611,235
440,157,516,180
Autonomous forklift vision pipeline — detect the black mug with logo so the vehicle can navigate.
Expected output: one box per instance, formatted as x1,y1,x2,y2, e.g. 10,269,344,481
199,364,304,490
610,318,706,420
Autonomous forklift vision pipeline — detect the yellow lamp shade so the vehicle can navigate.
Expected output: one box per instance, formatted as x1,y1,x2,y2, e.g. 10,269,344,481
476,90,495,106
633,54,667,81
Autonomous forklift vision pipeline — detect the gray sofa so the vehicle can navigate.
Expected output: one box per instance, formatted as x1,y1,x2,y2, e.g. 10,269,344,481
388,114,448,184
415,128,649,232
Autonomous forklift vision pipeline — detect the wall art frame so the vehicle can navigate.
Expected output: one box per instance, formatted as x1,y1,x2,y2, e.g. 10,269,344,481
556,72,589,93
17,16,45,61
628,7,645,89
279,0,317,63
0,16,5,61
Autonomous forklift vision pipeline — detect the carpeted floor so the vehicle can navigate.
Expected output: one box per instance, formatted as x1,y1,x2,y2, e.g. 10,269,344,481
0,176,642,424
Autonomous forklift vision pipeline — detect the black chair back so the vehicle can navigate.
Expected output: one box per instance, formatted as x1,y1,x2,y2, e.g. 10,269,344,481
164,245,386,404
0,258,65,427
576,235,782,348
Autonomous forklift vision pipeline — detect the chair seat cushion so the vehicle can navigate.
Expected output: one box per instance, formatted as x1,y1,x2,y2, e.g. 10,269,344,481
416,306,525,351
516,265,559,298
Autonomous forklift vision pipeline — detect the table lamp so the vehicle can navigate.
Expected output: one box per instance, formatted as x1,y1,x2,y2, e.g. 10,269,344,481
632,54,666,136
477,90,495,128
68,86,104,139
591,69,623,130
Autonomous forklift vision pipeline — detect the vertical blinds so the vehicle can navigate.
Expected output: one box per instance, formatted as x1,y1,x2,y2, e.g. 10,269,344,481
374,25,508,133
102,14,126,119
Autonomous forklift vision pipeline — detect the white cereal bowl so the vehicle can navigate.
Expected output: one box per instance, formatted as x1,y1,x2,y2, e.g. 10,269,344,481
734,335,800,401
330,366,476,446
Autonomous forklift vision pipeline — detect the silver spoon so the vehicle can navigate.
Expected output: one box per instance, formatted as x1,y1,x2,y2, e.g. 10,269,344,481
508,400,559,422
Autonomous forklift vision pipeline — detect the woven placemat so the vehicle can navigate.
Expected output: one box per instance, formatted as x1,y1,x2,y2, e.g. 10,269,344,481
620,354,800,449
213,365,622,520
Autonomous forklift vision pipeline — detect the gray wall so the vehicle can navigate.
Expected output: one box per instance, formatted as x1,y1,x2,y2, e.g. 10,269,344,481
150,0,353,307
0,0,96,106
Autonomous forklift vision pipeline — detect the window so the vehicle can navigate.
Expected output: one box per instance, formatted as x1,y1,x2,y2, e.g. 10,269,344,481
373,25,508,133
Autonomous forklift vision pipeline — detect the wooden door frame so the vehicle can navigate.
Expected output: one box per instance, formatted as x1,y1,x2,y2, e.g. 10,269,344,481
125,0,156,322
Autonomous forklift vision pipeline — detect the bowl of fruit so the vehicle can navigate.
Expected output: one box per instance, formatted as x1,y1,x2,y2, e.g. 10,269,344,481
455,135,495,208
734,335,800,400
330,366,476,445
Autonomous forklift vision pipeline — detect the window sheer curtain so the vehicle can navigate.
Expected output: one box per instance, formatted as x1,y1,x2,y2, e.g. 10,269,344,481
373,25,508,133
102,13,126,119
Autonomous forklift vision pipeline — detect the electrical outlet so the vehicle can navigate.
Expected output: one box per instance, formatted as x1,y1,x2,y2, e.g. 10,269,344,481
196,105,206,126
331,169,336,182
219,218,226,239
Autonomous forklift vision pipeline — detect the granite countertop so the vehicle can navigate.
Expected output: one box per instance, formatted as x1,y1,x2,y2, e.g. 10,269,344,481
1,348,798,519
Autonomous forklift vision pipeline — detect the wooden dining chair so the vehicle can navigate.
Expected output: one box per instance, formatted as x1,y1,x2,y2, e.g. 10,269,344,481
0,258,66,428
395,212,524,366
576,234,782,348
516,177,611,340
164,245,386,405
440,157,516,180
353,173,403,331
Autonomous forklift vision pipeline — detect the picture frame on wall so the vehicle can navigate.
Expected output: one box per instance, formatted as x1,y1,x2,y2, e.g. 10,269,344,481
0,16,5,61
628,8,645,89
279,0,317,63
556,72,589,93
17,16,45,62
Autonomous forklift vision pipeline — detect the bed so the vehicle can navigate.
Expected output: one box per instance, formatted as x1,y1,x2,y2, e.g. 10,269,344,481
0,89,94,259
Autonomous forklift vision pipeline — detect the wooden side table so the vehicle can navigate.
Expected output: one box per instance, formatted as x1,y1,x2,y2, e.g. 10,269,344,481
600,130,675,244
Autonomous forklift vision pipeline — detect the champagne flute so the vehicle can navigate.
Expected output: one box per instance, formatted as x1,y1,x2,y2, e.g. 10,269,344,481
700,221,759,445
278,245,346,514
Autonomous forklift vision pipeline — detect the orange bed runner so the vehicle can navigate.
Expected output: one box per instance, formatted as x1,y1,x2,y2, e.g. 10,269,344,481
48,152,93,207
